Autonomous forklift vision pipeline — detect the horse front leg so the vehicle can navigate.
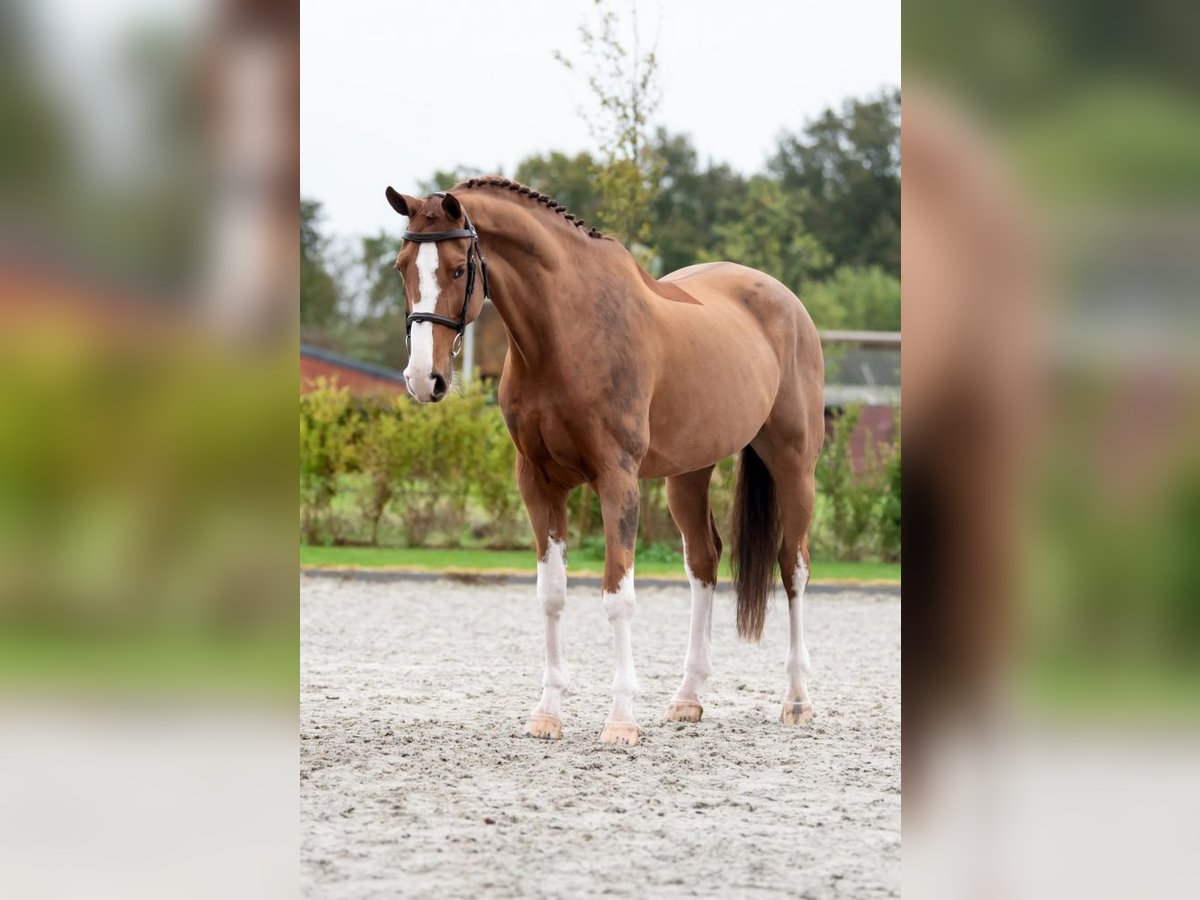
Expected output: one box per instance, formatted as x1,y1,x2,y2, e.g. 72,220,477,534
594,471,642,746
517,458,571,740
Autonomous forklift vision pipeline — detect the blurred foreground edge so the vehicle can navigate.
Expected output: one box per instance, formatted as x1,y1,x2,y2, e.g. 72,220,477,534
0,1,298,898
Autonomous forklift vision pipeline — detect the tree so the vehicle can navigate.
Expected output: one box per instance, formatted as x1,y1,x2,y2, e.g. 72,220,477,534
701,176,831,290
300,198,340,326
358,232,406,320
649,129,747,275
555,0,662,258
770,90,900,276
316,231,411,371
514,150,603,226
0,3,70,201
417,166,486,195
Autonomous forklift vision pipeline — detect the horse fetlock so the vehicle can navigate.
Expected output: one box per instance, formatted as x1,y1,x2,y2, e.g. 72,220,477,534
610,673,640,699
786,646,812,678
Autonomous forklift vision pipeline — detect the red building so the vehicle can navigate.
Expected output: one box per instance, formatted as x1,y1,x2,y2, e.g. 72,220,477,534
300,343,407,397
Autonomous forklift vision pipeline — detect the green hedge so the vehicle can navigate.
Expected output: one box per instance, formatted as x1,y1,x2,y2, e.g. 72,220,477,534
300,379,900,562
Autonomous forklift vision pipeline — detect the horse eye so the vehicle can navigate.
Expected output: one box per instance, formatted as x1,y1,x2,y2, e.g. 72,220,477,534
453,265,466,279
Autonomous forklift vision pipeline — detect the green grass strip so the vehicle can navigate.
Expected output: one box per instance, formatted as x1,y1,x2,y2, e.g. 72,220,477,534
301,545,899,583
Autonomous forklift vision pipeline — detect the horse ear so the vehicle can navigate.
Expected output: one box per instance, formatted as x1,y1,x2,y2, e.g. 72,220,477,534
440,191,463,221
385,186,420,217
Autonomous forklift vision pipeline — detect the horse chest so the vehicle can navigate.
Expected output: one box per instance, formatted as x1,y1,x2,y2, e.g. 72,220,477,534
500,398,592,483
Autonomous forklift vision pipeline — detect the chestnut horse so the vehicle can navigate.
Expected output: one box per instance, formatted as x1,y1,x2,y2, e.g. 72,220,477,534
386,177,824,745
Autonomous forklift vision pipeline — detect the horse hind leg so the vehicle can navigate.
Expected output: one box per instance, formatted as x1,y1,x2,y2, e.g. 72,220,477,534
664,466,721,723
775,467,817,725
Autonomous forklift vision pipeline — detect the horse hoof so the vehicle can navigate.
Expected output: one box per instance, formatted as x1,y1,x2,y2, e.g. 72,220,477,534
664,700,703,723
525,714,562,740
780,701,814,725
599,721,640,746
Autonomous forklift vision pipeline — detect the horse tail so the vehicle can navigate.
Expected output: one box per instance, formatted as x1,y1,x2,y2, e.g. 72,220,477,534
731,444,779,642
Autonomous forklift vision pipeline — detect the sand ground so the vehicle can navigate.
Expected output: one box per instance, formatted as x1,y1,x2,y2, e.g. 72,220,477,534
301,575,900,898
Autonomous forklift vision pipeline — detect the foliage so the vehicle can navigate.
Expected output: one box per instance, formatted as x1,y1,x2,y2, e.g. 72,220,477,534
300,198,341,326
302,214,411,371
357,231,406,320
700,176,832,289
555,0,662,258
648,129,748,275
303,88,902,360
803,265,902,332
299,380,518,548
770,89,901,277
879,440,902,563
813,406,900,562
355,406,402,546
299,378,358,544
299,385,900,565
321,230,411,371
514,151,604,226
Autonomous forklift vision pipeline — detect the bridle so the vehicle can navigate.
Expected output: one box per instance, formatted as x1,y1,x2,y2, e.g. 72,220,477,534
402,191,491,358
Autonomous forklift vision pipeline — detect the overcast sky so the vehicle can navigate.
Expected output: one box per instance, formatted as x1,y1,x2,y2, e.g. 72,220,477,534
303,0,899,238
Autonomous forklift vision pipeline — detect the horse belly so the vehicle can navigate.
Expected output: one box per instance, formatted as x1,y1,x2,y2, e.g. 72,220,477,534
641,372,774,478
640,305,781,477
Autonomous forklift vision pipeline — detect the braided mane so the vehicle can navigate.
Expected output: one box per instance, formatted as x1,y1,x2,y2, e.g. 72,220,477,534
455,176,606,240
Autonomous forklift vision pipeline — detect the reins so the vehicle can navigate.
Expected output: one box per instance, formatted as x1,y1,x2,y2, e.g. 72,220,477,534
402,191,491,357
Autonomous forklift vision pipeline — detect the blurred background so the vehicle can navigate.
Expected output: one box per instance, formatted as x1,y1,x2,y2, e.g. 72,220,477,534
0,0,296,896
903,0,1200,896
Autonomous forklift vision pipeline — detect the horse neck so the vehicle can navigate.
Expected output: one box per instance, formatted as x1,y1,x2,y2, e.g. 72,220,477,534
467,196,635,371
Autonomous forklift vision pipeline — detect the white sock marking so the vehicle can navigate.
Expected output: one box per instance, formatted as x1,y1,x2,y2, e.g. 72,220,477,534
532,537,568,719
786,553,813,705
603,567,639,724
674,537,714,703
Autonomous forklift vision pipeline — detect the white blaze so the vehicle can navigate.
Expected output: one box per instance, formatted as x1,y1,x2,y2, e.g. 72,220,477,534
403,242,440,399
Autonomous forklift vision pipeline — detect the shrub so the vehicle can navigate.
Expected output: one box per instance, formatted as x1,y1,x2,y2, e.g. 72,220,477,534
814,405,895,561
299,380,901,563
803,265,900,332
383,389,462,546
878,438,901,563
471,403,523,546
355,404,403,545
339,381,522,548
299,378,357,544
